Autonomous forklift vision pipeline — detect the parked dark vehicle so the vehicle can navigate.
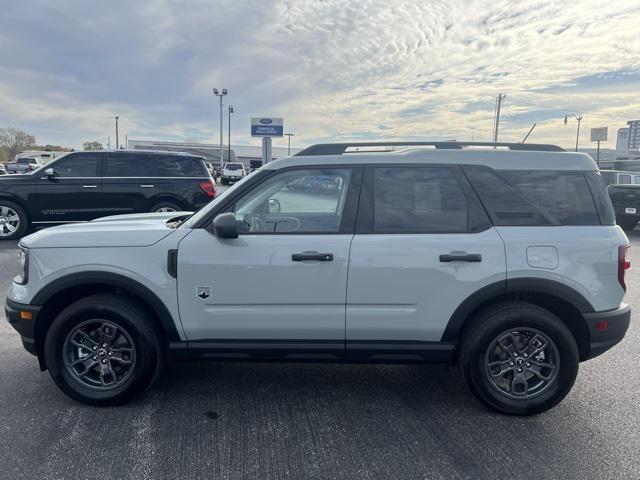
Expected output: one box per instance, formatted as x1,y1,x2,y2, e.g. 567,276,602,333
608,183,640,232
6,157,43,174
0,150,216,239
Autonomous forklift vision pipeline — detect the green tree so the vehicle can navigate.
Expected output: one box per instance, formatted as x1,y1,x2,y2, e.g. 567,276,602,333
0,127,36,160
83,141,104,151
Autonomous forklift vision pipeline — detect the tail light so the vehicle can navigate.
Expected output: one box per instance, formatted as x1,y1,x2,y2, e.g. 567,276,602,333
618,245,630,291
199,180,216,198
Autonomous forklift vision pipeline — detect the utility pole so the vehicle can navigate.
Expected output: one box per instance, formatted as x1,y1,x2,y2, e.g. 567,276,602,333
125,134,128,149
284,133,294,156
493,94,506,142
228,105,234,160
115,116,119,149
213,88,227,168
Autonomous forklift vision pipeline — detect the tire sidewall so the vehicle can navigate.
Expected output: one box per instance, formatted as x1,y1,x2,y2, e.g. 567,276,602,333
0,200,28,240
462,306,579,415
44,301,160,405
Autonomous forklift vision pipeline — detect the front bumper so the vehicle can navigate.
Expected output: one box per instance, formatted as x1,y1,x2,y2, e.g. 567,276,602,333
4,298,41,356
583,304,631,359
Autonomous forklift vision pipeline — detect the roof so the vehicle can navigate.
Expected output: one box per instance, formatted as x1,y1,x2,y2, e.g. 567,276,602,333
72,149,201,157
267,145,598,171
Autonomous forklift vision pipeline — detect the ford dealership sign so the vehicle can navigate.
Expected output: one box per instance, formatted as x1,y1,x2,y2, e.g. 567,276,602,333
251,117,283,137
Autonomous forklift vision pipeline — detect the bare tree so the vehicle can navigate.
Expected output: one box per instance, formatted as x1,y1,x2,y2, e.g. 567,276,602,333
83,141,104,151
0,127,36,160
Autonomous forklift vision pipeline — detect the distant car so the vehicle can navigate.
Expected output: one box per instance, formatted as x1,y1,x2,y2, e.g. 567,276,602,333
0,149,216,239
0,164,6,175
203,161,214,175
6,157,43,174
221,162,246,185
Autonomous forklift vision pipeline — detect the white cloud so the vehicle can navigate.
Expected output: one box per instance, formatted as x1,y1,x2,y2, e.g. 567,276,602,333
0,0,639,150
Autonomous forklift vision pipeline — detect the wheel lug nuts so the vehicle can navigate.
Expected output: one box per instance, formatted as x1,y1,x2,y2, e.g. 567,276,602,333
509,362,514,367
101,359,107,364
102,344,108,348
523,354,528,358
108,351,113,356
93,346,97,350
517,368,523,372
92,356,97,360
526,362,531,367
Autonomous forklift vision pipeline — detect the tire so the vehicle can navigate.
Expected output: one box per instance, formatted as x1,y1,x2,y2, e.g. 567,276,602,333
618,218,637,232
0,200,29,240
221,178,228,185
150,201,182,213
44,293,164,406
459,302,579,416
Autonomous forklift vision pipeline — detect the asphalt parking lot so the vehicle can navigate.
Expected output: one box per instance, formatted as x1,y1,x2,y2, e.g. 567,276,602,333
0,228,638,480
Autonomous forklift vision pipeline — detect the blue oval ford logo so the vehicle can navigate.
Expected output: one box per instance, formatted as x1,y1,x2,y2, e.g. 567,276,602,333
260,118,273,124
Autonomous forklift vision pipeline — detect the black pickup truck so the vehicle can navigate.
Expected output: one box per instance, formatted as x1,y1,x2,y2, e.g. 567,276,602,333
608,184,640,231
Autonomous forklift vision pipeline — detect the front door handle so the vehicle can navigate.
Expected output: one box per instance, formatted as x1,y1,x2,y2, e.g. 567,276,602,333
292,252,334,262
140,184,155,188
439,253,482,262
82,185,98,188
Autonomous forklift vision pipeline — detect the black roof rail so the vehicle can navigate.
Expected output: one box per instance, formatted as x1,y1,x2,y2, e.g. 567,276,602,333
295,141,564,156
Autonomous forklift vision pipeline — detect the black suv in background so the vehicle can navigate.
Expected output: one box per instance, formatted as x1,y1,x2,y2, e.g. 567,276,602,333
0,150,216,240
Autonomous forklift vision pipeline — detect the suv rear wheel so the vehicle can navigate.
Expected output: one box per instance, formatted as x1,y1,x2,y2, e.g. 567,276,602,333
459,302,579,416
44,294,164,406
150,201,181,213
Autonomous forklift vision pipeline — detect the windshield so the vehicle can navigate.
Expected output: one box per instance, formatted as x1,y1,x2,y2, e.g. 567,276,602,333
182,172,257,228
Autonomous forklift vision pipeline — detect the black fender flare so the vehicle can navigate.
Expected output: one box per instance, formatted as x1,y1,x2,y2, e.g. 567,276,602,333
441,278,594,341
32,271,182,342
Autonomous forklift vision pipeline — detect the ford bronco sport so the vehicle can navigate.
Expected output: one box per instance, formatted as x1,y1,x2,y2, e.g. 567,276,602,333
5,141,631,415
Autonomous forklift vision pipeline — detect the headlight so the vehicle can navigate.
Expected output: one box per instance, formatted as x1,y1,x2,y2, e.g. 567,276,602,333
14,245,29,285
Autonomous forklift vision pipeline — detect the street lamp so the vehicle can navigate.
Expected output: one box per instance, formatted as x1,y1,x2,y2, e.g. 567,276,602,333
114,116,119,149
284,133,294,156
564,114,583,152
228,105,234,161
213,88,227,168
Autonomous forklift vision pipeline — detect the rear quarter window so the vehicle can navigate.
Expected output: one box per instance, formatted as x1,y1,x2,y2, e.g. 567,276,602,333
140,155,206,177
464,166,603,226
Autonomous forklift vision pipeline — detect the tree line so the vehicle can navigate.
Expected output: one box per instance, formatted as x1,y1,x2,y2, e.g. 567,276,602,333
0,126,104,163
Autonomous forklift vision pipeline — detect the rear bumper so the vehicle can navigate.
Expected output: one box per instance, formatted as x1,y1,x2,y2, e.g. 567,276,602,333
4,298,40,356
583,304,631,359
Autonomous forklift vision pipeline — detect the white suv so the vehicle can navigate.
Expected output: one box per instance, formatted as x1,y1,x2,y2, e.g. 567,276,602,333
221,162,246,185
5,141,631,415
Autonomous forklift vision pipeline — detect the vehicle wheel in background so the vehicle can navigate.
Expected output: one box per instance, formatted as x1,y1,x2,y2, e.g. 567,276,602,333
44,294,164,406
459,302,579,416
150,202,182,213
0,200,29,240
618,218,637,232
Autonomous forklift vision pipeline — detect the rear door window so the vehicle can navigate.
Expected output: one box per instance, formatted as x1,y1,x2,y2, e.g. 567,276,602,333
371,167,471,233
140,155,205,177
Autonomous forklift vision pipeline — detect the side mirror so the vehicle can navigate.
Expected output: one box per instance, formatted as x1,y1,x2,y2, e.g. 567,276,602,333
44,168,55,177
210,212,238,239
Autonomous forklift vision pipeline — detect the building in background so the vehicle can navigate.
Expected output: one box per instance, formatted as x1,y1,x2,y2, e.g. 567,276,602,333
627,120,640,150
617,128,630,150
127,139,298,169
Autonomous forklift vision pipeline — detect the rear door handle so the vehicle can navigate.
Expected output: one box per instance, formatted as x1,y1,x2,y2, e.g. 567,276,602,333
82,185,98,188
439,253,482,262
292,252,334,262
140,184,155,188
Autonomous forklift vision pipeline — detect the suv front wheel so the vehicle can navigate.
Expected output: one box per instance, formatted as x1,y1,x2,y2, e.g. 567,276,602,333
44,293,164,406
459,302,579,415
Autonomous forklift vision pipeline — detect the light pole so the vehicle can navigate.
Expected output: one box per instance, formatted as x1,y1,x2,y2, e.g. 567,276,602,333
228,105,234,160
114,116,119,149
213,88,227,168
284,133,294,156
564,114,583,152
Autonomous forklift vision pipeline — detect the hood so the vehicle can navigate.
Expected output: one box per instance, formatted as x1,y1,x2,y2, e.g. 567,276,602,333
21,213,189,248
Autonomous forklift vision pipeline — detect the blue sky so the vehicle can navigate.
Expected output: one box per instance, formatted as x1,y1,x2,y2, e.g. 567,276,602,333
0,0,639,150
